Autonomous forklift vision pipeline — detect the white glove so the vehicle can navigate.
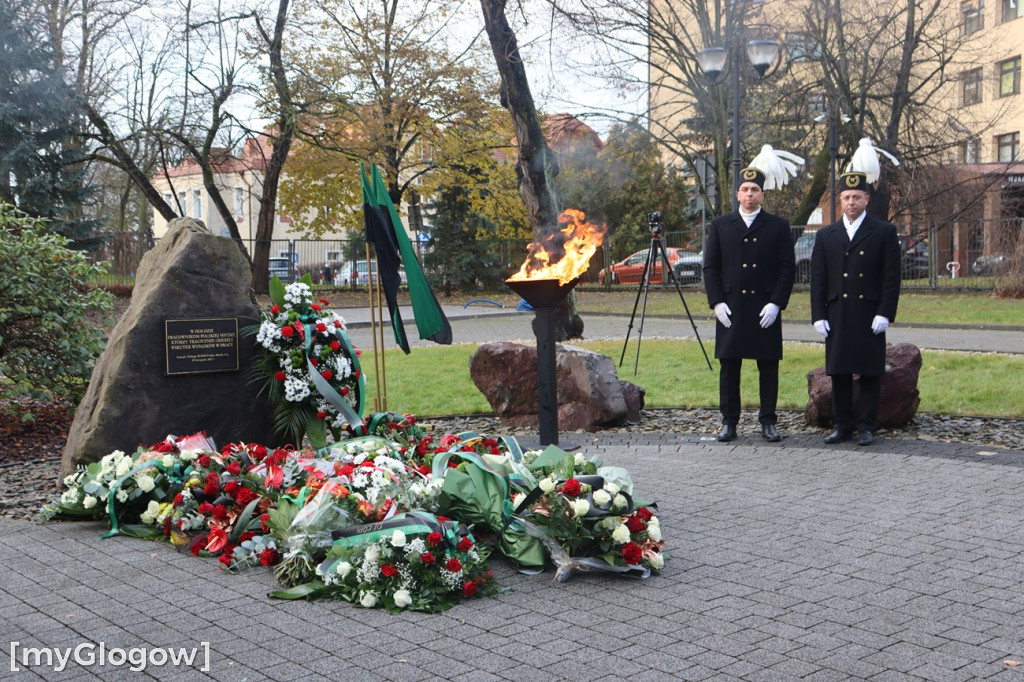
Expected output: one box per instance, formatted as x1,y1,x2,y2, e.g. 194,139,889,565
759,303,780,329
813,319,830,337
871,315,889,334
714,302,732,328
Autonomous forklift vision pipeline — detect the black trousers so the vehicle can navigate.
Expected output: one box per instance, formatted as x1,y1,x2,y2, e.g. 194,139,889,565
719,358,778,426
830,373,881,433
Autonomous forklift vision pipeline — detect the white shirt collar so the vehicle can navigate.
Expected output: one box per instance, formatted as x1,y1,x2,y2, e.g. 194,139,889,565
739,207,761,227
843,211,866,237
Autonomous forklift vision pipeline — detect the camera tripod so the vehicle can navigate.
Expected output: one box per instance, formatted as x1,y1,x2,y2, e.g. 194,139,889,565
619,234,713,375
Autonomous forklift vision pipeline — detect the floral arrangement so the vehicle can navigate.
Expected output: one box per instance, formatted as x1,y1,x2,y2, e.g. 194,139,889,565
43,420,667,611
293,516,495,612
250,275,365,448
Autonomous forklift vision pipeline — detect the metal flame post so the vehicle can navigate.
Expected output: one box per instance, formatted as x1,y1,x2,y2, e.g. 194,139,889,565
505,277,579,447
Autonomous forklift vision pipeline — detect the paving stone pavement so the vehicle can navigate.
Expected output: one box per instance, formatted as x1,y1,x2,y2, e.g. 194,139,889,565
3,433,1024,680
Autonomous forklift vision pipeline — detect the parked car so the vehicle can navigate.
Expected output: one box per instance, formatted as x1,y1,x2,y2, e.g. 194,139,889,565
901,255,930,280
342,260,408,286
268,257,299,283
793,231,816,283
672,251,704,283
972,253,1010,277
598,248,693,285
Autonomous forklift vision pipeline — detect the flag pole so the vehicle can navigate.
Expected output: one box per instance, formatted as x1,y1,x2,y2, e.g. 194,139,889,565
375,253,388,411
364,241,383,412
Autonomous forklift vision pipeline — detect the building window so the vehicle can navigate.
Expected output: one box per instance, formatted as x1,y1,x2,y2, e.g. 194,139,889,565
806,93,826,116
177,192,186,214
963,68,983,105
1002,0,1021,22
997,132,1020,162
999,57,1021,96
963,0,985,34
191,189,202,219
961,137,980,163
786,32,820,62
234,187,244,217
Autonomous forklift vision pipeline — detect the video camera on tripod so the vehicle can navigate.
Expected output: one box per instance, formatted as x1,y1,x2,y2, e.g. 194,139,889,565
647,211,665,237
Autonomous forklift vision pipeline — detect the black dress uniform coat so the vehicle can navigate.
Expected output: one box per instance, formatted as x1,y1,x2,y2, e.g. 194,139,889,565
703,210,796,360
809,214,901,376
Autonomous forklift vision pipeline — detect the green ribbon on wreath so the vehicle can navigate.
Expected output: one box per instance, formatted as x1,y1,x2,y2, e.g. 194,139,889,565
301,312,366,433
100,459,192,539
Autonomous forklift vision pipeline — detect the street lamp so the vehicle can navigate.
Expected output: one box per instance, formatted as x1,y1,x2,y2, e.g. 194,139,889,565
814,97,852,223
696,35,783,211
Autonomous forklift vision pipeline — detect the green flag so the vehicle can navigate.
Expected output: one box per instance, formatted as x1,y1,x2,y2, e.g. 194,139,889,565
360,163,410,352
370,164,452,345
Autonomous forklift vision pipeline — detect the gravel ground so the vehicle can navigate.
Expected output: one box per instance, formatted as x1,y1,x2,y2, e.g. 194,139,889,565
6,408,1021,524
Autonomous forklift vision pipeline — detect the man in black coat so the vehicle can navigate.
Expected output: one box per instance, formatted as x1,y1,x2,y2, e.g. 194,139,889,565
703,168,796,442
810,171,901,446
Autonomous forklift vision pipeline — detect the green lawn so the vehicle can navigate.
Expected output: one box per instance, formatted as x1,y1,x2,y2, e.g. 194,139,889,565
575,289,1024,326
360,339,1024,418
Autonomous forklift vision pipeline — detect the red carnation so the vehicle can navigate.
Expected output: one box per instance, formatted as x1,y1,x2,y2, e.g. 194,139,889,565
270,305,281,314
561,478,582,497
335,463,355,477
622,542,643,565
333,320,342,328
321,369,333,380
259,548,279,566
340,386,350,396
625,515,646,533
219,546,236,568
316,411,327,420
281,325,294,338
310,357,318,367
190,534,208,557
420,552,436,564
236,488,259,506
636,506,654,522
354,369,361,379
463,581,478,597
316,322,326,332
311,304,322,311
319,298,330,305
381,564,398,578
225,461,241,476
457,537,473,552
427,532,443,546
445,557,462,572
330,340,340,352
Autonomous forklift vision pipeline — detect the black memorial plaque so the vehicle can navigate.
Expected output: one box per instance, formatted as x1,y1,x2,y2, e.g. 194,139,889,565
165,318,240,375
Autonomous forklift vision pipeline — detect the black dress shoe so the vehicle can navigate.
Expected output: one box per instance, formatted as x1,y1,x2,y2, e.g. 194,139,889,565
761,424,782,442
858,431,874,446
717,424,737,442
824,429,852,444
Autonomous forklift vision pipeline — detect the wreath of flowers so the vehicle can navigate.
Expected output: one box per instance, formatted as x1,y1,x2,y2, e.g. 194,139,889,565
250,275,365,448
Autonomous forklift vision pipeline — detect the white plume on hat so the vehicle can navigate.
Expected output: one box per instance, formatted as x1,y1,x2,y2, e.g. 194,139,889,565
845,138,900,184
747,144,805,190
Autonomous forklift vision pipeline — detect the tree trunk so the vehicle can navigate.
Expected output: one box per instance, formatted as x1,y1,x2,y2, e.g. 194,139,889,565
251,0,296,293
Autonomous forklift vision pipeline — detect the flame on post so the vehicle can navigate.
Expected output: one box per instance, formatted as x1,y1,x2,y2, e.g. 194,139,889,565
507,209,606,285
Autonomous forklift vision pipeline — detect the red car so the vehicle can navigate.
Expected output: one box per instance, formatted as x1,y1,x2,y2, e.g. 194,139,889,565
598,247,694,284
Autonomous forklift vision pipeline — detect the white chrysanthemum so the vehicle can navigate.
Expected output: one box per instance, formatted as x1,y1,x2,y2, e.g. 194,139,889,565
391,530,407,547
649,553,665,570
612,524,630,544
593,489,611,507
572,499,590,517
83,495,98,509
283,376,310,402
393,589,412,608
135,474,156,493
256,320,281,349
647,525,662,542
116,488,129,503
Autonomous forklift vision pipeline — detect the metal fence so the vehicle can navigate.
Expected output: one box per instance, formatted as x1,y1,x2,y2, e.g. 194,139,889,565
88,218,1020,292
